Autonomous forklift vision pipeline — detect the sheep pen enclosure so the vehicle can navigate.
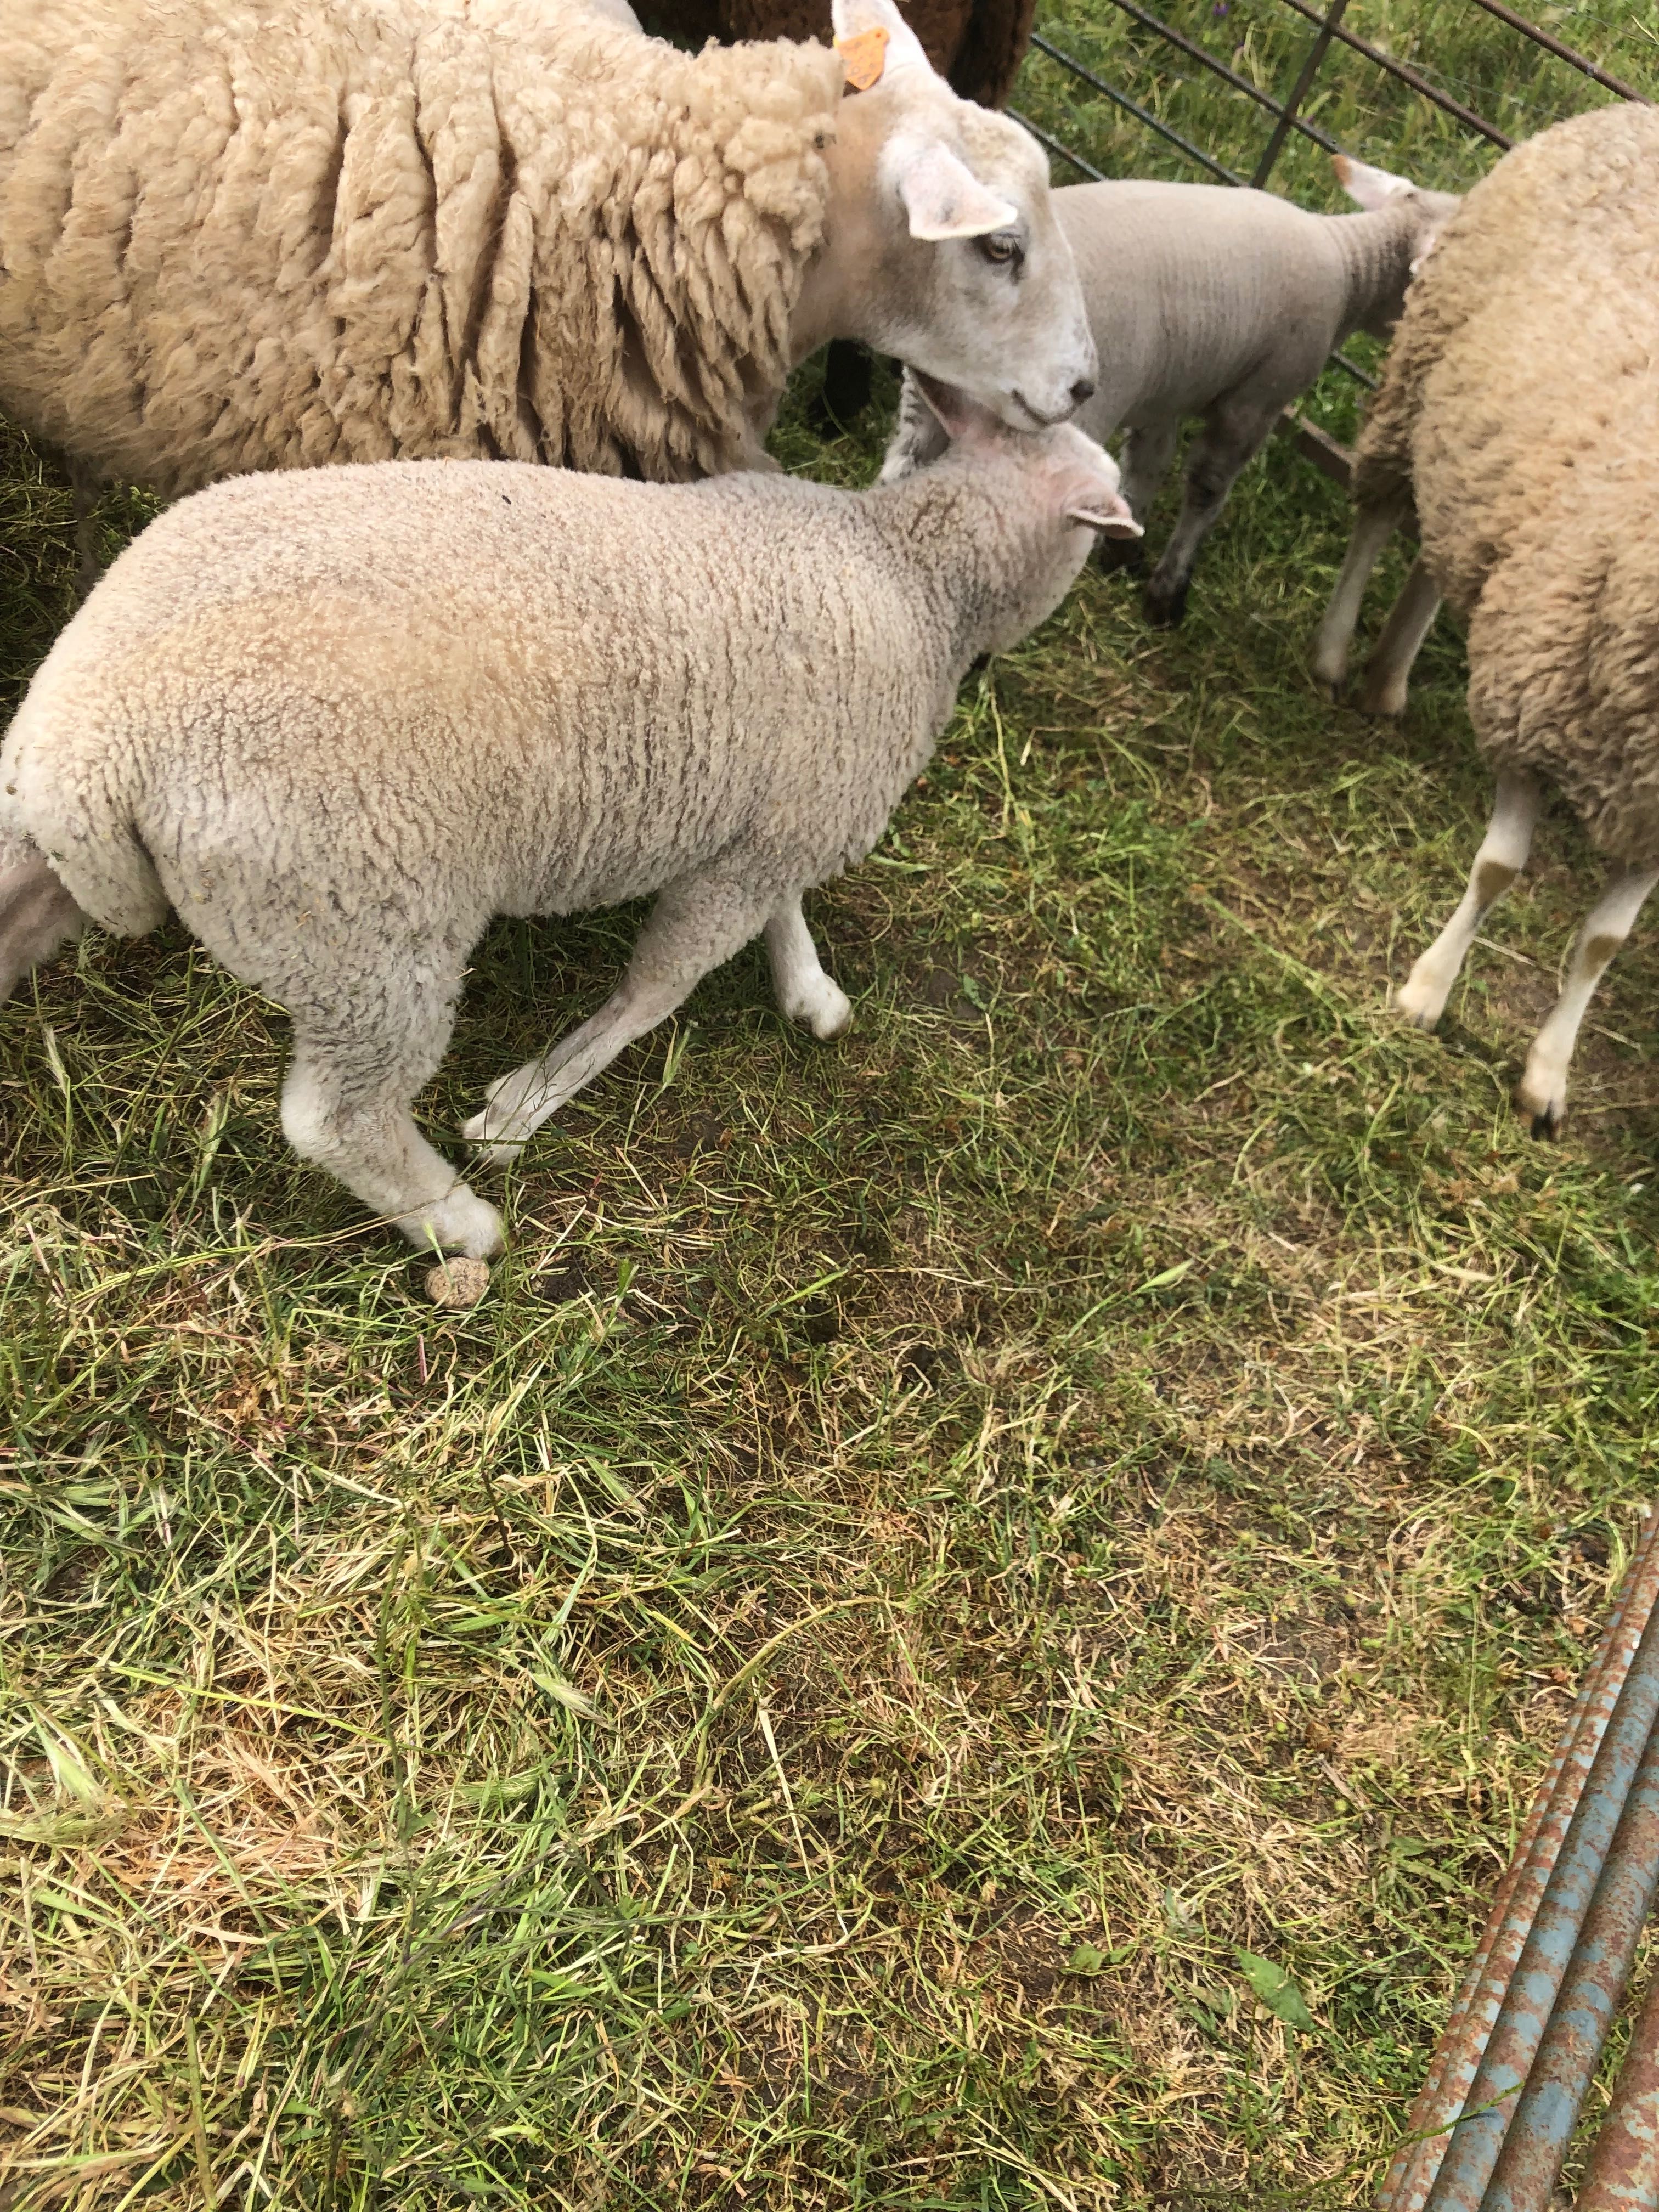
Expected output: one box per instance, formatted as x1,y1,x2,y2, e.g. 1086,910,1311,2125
3,2,1658,2206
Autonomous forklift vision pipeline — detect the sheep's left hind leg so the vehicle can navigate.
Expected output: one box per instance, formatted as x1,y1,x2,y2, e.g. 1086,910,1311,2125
765,895,851,1040
465,871,772,1163
1517,864,1659,1138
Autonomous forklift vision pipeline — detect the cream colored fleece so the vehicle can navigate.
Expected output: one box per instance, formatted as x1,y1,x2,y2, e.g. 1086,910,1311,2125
1351,102,1659,867
0,0,841,488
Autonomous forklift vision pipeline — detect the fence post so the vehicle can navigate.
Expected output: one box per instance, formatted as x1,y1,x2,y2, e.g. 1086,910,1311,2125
1252,0,1350,187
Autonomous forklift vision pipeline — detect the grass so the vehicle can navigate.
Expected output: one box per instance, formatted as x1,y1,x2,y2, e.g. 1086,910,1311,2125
3,3,1659,2205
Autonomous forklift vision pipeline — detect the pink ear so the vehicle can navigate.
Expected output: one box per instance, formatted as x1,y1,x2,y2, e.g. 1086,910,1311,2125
1066,491,1141,539
1333,152,1417,210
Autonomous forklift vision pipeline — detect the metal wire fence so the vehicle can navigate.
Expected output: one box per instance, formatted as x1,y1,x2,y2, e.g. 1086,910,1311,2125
1003,0,1653,478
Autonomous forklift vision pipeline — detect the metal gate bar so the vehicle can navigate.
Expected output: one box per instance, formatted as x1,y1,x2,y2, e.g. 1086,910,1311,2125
1271,0,1514,146
1101,0,1346,154
1464,0,1649,104
1026,31,1244,179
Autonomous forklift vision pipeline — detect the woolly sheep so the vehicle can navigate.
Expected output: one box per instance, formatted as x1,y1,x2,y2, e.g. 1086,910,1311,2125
0,390,1138,1257
643,0,1035,109
0,0,1096,508
1321,103,1659,1135
881,156,1459,624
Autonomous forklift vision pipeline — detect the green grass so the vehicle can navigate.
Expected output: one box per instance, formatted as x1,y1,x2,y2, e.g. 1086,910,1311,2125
4,5,1659,2205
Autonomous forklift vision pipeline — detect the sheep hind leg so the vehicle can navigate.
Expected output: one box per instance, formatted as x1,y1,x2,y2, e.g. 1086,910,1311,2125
1516,863,1659,1139
0,852,84,1003
1142,398,1278,628
464,870,772,1164
765,894,851,1040
1358,556,1442,719
1310,494,1410,698
280,989,501,1258
1394,772,1541,1032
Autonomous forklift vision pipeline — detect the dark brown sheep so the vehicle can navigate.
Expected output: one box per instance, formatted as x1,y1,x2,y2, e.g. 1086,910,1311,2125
639,0,1036,106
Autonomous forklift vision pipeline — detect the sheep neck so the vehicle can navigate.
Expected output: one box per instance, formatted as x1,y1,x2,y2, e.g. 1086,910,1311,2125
1326,201,1425,344
788,89,891,365
873,465,1058,681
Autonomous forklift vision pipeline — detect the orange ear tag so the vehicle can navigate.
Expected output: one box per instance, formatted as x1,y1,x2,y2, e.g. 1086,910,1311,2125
836,24,889,89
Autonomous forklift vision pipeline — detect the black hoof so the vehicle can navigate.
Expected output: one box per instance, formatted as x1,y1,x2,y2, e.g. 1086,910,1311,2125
1143,583,1189,628
1530,1110,1562,1142
1096,535,1147,578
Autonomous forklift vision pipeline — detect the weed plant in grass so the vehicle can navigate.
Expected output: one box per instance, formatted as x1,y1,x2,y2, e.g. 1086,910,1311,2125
3,7,1659,2204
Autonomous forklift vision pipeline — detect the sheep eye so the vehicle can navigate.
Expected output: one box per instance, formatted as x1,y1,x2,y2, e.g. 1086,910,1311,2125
980,231,1023,268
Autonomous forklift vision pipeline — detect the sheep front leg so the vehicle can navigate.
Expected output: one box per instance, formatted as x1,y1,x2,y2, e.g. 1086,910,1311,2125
281,1030,503,1259
1516,864,1659,1138
1142,398,1279,628
766,895,852,1040
1310,495,1411,697
1098,421,1176,577
1359,555,1443,718
1395,772,1541,1031
464,872,772,1164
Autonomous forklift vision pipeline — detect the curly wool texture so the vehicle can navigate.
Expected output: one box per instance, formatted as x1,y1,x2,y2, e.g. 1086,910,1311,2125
1351,103,1659,866
0,0,842,492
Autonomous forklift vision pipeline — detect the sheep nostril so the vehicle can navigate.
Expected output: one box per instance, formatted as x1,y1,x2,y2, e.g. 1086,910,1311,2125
1070,378,1096,405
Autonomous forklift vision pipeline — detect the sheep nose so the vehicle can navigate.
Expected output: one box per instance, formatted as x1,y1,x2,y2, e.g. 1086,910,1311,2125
1070,377,1096,405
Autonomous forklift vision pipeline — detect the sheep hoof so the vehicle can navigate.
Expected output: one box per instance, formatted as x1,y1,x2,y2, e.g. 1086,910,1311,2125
1142,582,1188,629
786,975,853,1041
1359,674,1409,719
1520,1091,1565,1141
1391,975,1447,1032
403,1184,504,1260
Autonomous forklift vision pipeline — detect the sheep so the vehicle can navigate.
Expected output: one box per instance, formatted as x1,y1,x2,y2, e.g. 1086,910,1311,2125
0,387,1139,1259
1321,102,1659,1135
642,0,1035,109
0,0,1096,518
879,155,1460,625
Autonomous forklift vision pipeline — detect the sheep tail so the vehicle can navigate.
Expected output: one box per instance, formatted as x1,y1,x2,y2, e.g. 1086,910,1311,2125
0,836,85,1004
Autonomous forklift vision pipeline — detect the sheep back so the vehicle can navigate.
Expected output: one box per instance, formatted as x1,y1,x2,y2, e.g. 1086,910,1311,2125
0,0,842,494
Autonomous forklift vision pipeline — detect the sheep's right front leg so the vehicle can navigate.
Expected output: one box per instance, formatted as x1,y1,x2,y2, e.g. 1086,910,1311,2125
1311,495,1410,697
765,896,851,1040
1098,420,1176,575
281,1041,503,1259
1395,772,1541,1031
464,873,772,1164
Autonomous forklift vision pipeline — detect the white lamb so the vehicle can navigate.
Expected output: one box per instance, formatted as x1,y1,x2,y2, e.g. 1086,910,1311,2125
880,155,1458,624
0,390,1138,1257
0,0,1097,513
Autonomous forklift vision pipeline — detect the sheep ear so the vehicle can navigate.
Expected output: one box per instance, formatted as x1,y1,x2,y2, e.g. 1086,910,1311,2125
830,0,933,79
891,140,1018,241
1333,153,1418,210
1068,494,1141,539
